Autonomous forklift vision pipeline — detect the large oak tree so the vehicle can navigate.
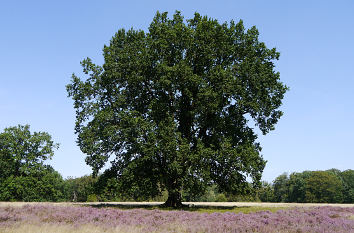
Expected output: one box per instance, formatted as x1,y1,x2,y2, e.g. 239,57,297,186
67,11,288,207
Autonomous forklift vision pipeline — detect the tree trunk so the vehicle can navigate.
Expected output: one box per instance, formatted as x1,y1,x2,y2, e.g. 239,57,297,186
162,190,184,208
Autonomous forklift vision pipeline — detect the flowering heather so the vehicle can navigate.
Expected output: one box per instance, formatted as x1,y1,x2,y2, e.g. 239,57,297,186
0,204,353,232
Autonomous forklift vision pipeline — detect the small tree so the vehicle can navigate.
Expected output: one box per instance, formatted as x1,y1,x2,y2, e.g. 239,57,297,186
0,125,59,178
0,125,61,201
67,11,288,207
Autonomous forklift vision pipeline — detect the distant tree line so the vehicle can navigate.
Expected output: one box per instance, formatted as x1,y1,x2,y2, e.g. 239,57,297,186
258,169,354,203
0,125,353,203
1,167,352,203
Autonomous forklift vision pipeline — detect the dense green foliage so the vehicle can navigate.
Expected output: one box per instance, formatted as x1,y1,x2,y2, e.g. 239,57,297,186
58,168,354,203
257,181,274,202
63,175,98,202
273,173,289,202
258,169,354,203
0,165,66,202
0,125,59,178
0,125,64,201
66,11,287,207
340,169,354,203
304,171,343,203
0,133,352,205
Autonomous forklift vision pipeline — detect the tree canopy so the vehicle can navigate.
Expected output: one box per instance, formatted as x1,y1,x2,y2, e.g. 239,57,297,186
0,125,62,201
67,11,288,207
304,171,343,203
0,125,59,178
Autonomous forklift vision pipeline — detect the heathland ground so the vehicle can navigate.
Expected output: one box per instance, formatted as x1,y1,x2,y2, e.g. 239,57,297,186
1,202,353,233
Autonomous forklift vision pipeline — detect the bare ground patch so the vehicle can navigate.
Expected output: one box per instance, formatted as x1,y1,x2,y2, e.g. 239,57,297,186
1,201,353,208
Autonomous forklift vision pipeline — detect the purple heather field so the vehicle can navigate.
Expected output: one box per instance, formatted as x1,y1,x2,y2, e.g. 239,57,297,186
0,204,353,232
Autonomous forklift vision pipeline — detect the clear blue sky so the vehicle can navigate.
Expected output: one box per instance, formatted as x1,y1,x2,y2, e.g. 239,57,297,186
1,0,353,182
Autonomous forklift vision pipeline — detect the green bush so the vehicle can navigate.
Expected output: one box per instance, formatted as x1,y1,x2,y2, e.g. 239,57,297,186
215,193,227,202
86,194,98,202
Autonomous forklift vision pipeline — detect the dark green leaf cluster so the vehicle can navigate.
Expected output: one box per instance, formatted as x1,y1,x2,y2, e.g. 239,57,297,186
67,11,288,203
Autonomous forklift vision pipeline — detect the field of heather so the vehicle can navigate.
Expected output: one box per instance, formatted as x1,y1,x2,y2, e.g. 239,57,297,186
0,203,353,233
